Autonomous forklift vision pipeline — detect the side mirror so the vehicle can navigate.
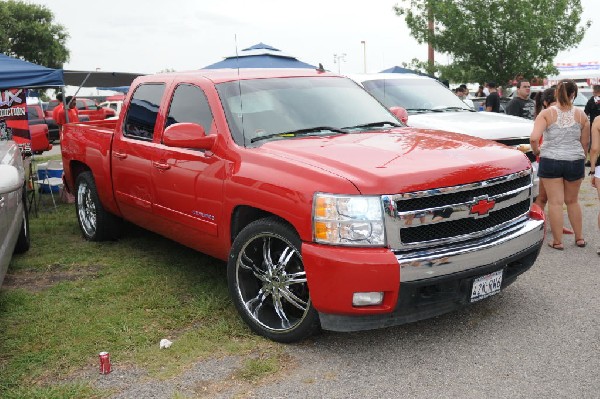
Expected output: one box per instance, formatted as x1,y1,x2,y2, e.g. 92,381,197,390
389,106,408,124
0,164,22,194
162,122,216,150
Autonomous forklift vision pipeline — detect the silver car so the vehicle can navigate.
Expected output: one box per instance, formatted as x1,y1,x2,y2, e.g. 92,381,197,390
0,138,30,287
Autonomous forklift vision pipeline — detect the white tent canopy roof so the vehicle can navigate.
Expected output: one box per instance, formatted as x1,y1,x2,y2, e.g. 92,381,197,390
548,45,600,82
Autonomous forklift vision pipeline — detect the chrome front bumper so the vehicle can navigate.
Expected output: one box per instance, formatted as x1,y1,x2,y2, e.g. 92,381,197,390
396,217,545,283
531,161,540,198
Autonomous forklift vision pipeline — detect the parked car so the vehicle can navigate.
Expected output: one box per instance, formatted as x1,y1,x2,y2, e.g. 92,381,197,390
349,73,538,195
27,101,59,142
0,139,30,287
61,68,544,342
46,98,116,121
29,124,51,154
98,100,123,117
505,86,588,110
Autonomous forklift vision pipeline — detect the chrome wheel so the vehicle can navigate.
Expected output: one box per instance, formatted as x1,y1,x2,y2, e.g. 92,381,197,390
236,232,310,332
74,171,119,241
228,218,319,342
77,180,97,238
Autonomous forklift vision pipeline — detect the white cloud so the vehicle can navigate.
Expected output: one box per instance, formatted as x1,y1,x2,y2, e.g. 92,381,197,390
32,0,599,75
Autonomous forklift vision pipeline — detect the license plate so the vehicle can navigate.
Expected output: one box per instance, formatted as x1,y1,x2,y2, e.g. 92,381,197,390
470,270,503,302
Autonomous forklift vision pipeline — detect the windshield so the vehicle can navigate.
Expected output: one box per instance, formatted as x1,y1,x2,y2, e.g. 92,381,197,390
46,100,59,111
361,77,473,114
216,76,401,146
573,91,587,107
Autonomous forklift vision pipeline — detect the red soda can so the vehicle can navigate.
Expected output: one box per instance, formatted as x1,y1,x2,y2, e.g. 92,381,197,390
99,351,111,374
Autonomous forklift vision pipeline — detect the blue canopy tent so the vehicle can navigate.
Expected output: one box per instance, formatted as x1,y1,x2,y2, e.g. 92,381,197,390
0,53,64,89
380,66,421,74
204,42,316,69
96,86,130,93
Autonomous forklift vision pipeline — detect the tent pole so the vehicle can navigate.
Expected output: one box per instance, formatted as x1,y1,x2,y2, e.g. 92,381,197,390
65,72,92,123
61,86,69,123
71,72,91,99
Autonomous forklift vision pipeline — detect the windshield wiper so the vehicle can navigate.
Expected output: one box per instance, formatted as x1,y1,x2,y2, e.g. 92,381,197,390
250,126,347,143
431,106,471,112
405,108,441,113
342,121,402,130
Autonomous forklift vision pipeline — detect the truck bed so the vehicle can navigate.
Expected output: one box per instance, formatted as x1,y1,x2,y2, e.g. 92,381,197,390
61,119,120,215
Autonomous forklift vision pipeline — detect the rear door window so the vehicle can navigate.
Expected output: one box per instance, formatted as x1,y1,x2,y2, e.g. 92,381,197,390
123,83,165,141
28,106,40,119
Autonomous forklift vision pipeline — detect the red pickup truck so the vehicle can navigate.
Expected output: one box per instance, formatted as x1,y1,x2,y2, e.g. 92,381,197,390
46,98,115,121
61,69,545,342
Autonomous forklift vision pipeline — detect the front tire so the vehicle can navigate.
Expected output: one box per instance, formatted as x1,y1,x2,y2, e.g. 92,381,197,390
227,217,320,343
75,171,120,241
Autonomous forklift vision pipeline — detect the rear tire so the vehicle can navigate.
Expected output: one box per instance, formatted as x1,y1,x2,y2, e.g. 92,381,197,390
227,217,320,343
75,171,120,241
14,186,30,254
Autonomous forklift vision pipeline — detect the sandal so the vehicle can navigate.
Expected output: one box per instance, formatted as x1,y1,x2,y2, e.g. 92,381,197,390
548,242,564,250
576,239,586,248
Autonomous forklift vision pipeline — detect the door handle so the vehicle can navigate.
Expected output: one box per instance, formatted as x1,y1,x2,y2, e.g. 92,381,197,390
152,161,171,170
113,151,127,159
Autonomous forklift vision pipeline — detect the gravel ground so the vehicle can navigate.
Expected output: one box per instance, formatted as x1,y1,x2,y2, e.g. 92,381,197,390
77,172,600,399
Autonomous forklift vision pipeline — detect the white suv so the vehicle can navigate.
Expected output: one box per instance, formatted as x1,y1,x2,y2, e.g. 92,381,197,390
348,73,538,195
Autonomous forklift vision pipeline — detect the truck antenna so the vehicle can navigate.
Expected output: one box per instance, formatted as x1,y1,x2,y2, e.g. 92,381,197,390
234,34,246,145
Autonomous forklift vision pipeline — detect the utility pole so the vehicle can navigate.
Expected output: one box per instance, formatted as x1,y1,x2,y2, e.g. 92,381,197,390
427,0,434,73
361,41,367,73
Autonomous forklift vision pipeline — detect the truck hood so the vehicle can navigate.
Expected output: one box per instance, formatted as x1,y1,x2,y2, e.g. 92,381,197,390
407,111,533,142
259,128,531,194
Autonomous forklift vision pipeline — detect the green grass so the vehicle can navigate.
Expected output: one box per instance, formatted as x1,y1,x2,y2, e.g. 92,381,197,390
236,355,281,382
0,199,273,397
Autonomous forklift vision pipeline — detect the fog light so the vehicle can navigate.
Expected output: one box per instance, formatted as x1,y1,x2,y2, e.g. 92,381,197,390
352,292,384,306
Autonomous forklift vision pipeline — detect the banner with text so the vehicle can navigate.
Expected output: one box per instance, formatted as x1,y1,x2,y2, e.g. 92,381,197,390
0,88,30,152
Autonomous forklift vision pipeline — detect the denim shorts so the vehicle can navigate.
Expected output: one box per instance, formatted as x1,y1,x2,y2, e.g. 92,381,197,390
537,158,585,181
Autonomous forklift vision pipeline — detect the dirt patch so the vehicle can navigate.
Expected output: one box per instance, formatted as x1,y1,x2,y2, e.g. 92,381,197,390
3,264,103,292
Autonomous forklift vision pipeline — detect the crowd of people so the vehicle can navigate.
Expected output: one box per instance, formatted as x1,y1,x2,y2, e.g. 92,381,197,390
453,79,600,254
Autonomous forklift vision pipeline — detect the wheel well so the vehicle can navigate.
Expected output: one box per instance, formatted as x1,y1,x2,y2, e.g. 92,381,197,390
230,206,296,245
67,161,91,190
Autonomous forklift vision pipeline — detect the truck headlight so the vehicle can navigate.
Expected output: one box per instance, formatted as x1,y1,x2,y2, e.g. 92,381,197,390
313,193,385,246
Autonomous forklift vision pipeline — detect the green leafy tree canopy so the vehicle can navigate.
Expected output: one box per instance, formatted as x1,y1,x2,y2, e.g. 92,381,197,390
394,0,590,85
0,0,69,68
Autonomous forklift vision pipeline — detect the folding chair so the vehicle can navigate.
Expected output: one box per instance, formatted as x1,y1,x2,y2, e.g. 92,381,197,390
35,160,63,211
26,157,39,217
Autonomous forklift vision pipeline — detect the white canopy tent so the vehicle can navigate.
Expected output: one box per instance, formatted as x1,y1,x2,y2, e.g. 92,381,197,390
547,45,600,85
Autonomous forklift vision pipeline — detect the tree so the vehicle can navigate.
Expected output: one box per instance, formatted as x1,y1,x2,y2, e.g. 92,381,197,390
0,0,69,68
394,0,590,85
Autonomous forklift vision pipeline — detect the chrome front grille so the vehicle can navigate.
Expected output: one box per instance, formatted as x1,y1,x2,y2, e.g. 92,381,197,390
383,169,533,251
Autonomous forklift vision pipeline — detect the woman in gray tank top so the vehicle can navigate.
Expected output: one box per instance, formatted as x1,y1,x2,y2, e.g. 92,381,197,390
530,80,590,250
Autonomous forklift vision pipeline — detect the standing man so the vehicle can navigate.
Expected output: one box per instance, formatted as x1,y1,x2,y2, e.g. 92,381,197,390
506,80,535,119
584,85,600,127
55,96,79,132
584,85,600,166
51,92,64,124
459,84,474,108
485,81,501,112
